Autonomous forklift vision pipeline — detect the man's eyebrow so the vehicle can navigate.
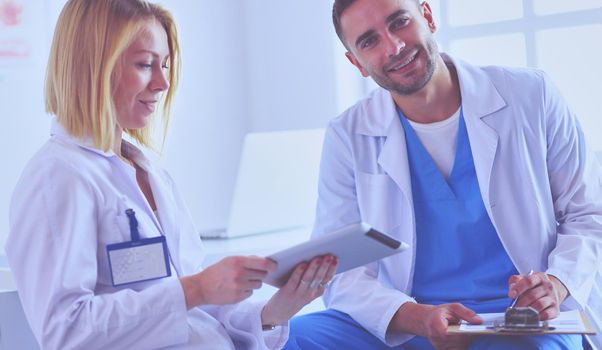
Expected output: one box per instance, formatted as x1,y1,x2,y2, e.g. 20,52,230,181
354,10,410,48
355,29,376,48
386,9,408,24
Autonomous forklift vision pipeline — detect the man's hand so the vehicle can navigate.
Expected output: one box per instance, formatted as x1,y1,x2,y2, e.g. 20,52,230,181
390,302,482,350
508,272,569,320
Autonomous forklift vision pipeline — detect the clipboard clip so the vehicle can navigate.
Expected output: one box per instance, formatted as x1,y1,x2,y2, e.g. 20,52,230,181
487,307,556,333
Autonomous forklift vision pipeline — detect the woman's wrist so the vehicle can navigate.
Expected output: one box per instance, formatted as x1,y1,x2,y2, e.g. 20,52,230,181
260,301,286,327
179,274,205,310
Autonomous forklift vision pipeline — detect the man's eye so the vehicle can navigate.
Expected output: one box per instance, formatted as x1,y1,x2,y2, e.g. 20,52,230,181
390,17,409,31
361,36,377,49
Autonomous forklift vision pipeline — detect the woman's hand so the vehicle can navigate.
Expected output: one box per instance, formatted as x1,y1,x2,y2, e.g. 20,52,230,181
261,255,338,326
180,256,277,309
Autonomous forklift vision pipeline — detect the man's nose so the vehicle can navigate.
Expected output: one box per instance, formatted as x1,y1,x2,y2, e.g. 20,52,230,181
384,32,405,57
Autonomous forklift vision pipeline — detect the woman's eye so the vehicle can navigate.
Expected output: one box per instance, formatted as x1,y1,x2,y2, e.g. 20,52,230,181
137,63,152,69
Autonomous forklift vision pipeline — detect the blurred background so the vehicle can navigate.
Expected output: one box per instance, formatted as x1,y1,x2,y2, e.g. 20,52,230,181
0,0,601,254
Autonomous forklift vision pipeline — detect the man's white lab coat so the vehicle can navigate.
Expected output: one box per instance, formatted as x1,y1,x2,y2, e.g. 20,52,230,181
313,55,602,349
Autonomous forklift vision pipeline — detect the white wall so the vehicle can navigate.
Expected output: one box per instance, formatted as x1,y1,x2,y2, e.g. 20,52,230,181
242,1,338,132
159,0,251,232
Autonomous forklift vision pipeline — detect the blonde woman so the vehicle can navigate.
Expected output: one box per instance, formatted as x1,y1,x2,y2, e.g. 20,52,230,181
5,0,336,349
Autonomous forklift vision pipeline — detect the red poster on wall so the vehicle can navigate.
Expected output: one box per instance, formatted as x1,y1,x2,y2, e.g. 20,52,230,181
0,0,46,70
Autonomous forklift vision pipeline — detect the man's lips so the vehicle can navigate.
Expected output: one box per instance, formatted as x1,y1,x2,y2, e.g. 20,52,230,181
386,49,419,73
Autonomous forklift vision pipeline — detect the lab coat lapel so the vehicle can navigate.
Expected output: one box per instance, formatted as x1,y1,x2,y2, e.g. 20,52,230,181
451,55,506,220
122,142,184,276
356,89,415,291
373,92,415,291
146,165,184,277
355,89,413,209
374,92,413,203
378,118,413,204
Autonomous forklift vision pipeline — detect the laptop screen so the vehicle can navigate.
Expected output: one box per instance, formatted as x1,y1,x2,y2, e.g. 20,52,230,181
225,129,325,238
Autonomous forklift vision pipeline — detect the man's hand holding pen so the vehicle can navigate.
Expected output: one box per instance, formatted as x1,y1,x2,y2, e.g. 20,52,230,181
508,271,570,321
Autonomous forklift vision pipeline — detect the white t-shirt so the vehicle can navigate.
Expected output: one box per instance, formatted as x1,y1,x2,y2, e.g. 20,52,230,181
407,108,461,179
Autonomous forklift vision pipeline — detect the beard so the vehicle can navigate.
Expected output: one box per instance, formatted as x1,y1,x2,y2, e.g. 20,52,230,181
370,37,439,96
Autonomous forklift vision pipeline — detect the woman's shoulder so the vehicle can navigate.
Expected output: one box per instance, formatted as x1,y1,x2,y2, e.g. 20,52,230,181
16,137,116,199
26,137,101,176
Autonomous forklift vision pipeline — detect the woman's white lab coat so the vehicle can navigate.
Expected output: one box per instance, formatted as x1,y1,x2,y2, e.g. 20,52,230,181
313,55,602,349
6,121,288,350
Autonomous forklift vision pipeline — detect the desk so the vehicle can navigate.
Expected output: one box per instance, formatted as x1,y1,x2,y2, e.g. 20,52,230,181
201,227,326,315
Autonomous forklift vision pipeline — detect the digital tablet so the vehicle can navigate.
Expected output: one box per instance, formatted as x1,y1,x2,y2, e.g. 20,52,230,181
265,223,409,287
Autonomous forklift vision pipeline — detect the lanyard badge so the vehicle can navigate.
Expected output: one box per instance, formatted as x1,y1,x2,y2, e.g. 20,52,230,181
106,209,172,286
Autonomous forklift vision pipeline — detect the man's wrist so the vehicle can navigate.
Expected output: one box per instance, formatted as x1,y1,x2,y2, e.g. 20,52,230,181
389,301,432,336
547,274,570,303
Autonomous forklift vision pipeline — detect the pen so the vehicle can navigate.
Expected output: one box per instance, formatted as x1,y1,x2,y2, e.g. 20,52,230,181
509,269,534,308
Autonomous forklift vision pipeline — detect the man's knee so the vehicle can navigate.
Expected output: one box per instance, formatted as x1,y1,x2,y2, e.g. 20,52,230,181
284,309,389,350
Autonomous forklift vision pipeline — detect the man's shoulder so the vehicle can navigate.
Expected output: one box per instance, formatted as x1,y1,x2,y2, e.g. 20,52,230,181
476,63,547,90
329,87,393,133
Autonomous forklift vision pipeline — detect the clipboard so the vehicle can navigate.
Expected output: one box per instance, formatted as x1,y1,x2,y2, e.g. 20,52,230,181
447,310,596,335
264,223,409,287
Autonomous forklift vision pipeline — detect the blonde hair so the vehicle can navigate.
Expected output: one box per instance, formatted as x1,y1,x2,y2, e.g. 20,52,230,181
45,0,181,151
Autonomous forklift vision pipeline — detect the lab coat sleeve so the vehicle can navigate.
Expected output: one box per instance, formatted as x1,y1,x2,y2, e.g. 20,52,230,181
312,124,416,346
203,301,289,350
6,159,189,350
541,72,602,308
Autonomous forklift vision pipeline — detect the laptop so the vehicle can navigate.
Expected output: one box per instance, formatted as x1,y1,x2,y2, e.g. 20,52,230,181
200,128,325,239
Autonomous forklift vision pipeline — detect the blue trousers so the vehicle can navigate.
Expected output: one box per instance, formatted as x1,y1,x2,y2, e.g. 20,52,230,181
283,309,586,350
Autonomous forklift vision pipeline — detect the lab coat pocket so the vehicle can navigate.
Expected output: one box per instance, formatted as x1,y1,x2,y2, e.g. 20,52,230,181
355,172,404,233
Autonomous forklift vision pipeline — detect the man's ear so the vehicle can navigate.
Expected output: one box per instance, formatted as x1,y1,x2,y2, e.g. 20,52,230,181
421,1,437,33
345,51,370,78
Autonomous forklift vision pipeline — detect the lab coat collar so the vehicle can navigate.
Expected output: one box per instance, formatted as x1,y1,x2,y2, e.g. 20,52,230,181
50,118,153,171
354,53,507,136
50,118,115,157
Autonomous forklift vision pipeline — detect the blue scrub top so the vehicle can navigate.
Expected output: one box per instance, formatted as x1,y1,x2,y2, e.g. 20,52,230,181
399,109,519,313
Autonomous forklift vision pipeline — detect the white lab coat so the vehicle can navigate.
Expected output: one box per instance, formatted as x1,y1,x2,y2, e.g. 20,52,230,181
5,121,288,350
313,54,602,349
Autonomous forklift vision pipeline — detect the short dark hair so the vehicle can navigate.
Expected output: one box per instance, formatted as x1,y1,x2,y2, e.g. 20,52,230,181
332,0,422,49
332,0,356,47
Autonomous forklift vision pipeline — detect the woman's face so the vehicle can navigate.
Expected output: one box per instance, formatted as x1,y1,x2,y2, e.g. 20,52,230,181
112,20,170,130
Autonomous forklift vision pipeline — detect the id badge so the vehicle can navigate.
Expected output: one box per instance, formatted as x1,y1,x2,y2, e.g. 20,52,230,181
107,236,172,286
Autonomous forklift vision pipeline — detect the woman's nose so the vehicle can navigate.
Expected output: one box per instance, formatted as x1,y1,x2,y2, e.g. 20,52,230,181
151,68,170,92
